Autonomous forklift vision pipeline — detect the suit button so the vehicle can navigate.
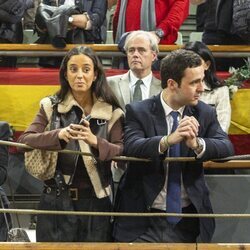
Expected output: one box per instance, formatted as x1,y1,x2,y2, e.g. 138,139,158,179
147,206,151,211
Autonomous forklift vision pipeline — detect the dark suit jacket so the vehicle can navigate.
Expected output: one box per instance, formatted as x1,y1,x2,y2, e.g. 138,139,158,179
113,94,234,243
0,121,10,186
0,121,11,241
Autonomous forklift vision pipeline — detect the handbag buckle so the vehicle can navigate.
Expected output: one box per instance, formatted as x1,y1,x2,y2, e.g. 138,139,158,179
46,186,52,194
69,188,78,201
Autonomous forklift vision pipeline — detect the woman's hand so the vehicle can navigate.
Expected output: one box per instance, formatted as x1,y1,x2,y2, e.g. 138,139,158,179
58,126,72,143
69,119,98,148
58,120,98,148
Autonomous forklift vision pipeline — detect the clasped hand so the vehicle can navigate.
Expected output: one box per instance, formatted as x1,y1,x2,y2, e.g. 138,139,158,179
168,116,199,150
58,119,97,148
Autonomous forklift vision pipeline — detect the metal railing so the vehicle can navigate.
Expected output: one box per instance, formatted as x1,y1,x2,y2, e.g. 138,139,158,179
0,44,250,57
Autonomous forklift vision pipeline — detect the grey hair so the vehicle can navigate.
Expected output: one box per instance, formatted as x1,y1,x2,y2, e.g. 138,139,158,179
124,30,159,54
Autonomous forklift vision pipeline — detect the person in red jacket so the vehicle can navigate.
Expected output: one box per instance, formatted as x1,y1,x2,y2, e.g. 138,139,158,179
112,0,189,45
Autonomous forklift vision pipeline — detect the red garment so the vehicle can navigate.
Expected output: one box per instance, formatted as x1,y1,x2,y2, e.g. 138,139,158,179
113,0,189,45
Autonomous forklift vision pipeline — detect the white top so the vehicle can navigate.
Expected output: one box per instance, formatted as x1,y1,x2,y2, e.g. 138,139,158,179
63,0,75,6
200,85,231,133
152,93,189,211
152,92,206,210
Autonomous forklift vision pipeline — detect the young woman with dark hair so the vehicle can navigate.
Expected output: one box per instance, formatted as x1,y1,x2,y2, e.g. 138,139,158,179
18,46,124,242
184,41,231,133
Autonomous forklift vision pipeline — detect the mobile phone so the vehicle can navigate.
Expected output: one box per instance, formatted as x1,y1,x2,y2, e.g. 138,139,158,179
79,114,91,125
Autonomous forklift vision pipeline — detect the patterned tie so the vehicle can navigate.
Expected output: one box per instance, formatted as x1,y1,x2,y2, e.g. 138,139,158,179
166,111,182,224
133,80,143,102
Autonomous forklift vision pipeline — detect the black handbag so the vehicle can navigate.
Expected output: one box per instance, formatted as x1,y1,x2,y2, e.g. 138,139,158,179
36,171,77,242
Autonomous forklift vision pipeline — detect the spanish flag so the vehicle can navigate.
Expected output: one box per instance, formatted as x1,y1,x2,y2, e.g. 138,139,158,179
229,83,250,155
0,68,249,155
0,68,59,132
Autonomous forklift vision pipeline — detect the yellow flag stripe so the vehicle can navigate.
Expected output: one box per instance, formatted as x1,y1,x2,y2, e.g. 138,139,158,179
0,85,59,131
0,85,249,136
229,89,250,135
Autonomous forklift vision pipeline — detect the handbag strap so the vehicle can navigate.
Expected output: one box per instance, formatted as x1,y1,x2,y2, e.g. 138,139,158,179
67,141,80,186
50,95,79,186
53,170,69,194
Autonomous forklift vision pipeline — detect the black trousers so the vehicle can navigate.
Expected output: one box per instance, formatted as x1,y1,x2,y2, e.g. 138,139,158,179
73,196,113,242
134,204,200,243
36,190,112,242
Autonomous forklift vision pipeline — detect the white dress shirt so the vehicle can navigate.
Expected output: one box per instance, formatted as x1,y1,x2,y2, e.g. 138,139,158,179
64,0,75,6
152,92,206,210
128,70,153,101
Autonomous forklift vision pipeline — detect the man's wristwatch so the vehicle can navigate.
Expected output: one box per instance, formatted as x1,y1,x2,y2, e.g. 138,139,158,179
194,137,204,152
155,28,165,39
68,16,74,24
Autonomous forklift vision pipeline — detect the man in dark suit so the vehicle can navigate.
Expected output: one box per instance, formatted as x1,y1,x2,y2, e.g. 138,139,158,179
113,49,234,243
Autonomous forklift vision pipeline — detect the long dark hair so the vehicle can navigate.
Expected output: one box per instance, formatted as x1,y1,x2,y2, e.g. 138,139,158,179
57,46,121,109
183,41,223,89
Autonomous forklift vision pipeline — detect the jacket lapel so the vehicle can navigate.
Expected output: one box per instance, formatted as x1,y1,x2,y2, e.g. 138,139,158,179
150,101,199,157
149,76,162,97
150,94,168,136
118,72,131,108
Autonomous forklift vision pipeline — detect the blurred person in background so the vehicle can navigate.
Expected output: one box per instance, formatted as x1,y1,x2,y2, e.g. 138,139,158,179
190,0,246,71
23,0,41,30
112,0,189,69
184,41,231,133
35,0,107,67
0,122,12,241
184,41,234,175
113,0,189,45
0,0,34,67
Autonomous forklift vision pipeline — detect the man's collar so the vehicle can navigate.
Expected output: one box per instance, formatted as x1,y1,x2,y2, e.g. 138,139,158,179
160,92,185,117
129,70,153,87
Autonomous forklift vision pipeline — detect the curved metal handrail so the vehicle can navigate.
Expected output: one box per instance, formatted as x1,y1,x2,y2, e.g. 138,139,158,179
1,140,250,169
